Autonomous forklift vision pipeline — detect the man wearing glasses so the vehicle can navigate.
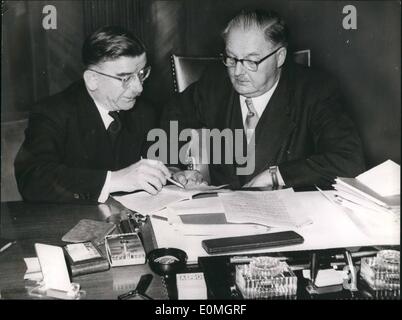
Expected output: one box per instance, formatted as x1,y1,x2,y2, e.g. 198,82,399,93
163,9,365,189
15,26,173,203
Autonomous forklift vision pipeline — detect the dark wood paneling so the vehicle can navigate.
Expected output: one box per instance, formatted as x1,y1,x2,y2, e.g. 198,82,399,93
2,0,400,168
2,1,36,119
83,0,145,39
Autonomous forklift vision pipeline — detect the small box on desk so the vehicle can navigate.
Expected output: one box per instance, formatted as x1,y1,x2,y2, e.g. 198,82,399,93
105,233,146,267
64,242,110,277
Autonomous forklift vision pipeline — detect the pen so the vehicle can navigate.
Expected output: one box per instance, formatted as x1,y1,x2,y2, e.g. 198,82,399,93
310,252,318,285
0,240,17,253
140,156,185,189
166,176,185,189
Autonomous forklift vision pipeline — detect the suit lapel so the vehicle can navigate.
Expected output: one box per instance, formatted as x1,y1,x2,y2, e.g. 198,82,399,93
250,68,296,179
114,107,144,168
75,82,114,168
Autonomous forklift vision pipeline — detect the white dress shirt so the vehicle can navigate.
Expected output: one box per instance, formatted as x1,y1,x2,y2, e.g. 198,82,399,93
238,79,285,186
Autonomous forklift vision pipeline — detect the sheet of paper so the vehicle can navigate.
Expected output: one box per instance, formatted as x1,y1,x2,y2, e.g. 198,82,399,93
172,221,270,236
35,243,71,292
167,197,225,216
151,191,400,264
24,257,43,281
356,159,400,197
24,257,41,273
113,190,190,215
176,272,207,299
218,189,311,228
113,185,229,215
181,184,229,191
302,269,345,287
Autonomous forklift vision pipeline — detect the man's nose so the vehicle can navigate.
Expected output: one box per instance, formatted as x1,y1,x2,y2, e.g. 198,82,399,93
127,76,143,94
234,60,245,76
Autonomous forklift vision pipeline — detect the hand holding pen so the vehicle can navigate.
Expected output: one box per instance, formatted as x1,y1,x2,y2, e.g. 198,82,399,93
109,158,172,194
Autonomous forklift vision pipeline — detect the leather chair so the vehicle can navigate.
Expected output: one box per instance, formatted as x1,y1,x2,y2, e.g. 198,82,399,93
171,55,221,93
170,50,311,182
171,49,310,92
1,118,28,201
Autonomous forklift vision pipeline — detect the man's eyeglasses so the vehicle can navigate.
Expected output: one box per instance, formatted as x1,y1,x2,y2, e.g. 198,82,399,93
221,47,282,72
88,66,151,89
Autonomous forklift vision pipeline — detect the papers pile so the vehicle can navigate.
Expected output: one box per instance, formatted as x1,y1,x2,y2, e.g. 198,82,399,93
332,160,400,237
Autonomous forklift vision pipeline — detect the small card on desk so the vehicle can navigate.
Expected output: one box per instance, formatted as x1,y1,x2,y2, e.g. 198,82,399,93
64,242,110,277
176,272,207,300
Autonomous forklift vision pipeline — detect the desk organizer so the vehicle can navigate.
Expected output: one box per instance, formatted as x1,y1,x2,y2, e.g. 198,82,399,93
235,257,297,299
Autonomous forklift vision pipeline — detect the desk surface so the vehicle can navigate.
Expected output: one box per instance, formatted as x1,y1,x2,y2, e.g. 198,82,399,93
0,200,166,300
0,200,399,300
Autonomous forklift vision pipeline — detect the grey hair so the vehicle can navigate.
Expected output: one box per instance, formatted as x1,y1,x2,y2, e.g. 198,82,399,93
222,9,289,47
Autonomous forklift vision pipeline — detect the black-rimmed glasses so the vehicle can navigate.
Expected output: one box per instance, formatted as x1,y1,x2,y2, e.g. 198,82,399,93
88,66,151,88
221,47,282,72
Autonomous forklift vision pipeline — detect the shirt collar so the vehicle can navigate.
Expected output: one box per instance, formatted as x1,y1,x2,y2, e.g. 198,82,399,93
239,77,280,120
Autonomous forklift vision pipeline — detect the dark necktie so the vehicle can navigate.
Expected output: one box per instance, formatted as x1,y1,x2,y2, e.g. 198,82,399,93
107,111,122,147
244,98,259,144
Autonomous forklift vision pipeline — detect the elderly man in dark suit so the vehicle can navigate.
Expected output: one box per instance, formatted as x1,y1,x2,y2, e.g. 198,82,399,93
163,9,365,189
15,26,176,203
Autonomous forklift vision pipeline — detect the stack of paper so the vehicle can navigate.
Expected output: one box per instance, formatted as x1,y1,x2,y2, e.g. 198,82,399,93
333,160,400,213
332,160,400,236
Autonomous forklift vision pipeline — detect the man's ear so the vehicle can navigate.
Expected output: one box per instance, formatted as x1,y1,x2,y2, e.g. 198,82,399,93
83,70,98,91
276,47,287,68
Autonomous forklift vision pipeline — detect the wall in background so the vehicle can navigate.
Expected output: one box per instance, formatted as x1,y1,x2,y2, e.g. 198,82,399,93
1,0,400,168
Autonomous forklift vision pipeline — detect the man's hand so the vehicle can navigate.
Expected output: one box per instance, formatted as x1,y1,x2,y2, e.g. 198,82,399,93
110,159,170,195
242,170,272,188
172,170,207,188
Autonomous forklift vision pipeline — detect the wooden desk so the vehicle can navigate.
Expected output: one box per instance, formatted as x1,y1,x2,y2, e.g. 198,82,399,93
0,200,166,300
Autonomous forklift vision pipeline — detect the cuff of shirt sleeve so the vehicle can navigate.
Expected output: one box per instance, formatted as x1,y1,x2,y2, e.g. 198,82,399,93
98,171,112,203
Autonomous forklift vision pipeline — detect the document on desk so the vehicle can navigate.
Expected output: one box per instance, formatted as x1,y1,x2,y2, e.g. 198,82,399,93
113,185,229,215
166,197,270,236
151,190,400,264
356,159,400,197
218,189,312,228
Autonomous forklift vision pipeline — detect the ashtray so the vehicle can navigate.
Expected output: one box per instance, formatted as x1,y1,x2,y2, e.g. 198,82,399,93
147,248,187,276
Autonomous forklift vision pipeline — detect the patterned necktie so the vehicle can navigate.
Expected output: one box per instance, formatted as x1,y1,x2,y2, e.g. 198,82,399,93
244,98,259,144
107,111,122,147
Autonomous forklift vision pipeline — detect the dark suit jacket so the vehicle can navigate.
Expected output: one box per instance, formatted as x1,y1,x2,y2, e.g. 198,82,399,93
15,80,157,203
161,61,365,188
